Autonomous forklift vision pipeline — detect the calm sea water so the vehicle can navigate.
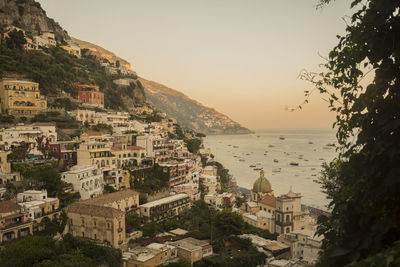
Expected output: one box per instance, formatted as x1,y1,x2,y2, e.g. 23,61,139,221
203,129,337,209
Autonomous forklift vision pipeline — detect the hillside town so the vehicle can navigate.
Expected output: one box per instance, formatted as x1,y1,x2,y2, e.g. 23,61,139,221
0,10,323,267
0,77,323,266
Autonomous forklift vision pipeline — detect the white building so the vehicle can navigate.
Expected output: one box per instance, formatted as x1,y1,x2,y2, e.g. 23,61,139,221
61,165,104,200
277,229,323,264
140,193,190,222
136,134,170,162
204,192,235,209
34,32,56,47
0,123,57,150
200,174,220,194
16,190,59,225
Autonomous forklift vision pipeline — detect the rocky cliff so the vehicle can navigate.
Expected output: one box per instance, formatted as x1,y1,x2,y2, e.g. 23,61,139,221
140,78,252,135
0,0,69,41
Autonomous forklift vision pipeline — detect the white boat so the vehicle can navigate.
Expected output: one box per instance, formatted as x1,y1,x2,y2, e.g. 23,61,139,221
272,167,281,173
290,162,299,166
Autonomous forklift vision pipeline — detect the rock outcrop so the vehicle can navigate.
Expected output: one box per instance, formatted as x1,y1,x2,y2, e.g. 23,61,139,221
113,78,146,107
0,0,69,41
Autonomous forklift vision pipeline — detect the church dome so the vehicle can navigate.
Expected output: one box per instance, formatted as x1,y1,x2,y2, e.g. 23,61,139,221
252,170,272,193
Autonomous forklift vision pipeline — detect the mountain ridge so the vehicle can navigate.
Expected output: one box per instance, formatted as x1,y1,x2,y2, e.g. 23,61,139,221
139,77,252,135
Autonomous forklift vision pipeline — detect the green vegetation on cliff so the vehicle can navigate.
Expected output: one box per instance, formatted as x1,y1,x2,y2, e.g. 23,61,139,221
0,38,144,110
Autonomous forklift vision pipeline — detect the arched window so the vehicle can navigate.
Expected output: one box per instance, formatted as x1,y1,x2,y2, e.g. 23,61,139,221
286,215,290,222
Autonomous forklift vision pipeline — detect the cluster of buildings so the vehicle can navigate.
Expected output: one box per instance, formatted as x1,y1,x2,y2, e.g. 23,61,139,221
1,25,136,75
122,237,212,266
0,189,60,242
234,170,322,265
0,75,213,262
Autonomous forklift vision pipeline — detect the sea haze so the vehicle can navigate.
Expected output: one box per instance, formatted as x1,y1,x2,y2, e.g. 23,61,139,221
203,129,337,210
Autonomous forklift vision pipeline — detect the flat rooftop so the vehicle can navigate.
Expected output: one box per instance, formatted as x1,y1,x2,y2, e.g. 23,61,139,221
140,193,188,208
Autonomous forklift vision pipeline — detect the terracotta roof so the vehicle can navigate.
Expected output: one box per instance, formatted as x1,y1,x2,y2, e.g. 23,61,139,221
65,203,124,218
84,131,101,136
111,147,121,151
0,199,21,214
127,145,144,150
259,195,276,208
82,190,139,206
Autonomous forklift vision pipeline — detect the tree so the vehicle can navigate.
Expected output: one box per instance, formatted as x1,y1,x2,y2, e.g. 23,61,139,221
185,138,202,154
142,222,160,238
303,0,400,265
36,136,50,159
5,29,26,50
13,163,63,196
213,210,244,237
125,212,141,230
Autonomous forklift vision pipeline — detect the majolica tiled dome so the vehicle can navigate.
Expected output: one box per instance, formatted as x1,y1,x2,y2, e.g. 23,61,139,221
252,170,272,193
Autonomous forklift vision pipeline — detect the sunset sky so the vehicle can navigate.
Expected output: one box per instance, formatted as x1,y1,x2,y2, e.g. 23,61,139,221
38,0,351,130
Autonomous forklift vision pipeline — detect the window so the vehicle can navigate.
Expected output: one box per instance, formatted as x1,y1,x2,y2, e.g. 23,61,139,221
107,222,111,229
81,218,85,226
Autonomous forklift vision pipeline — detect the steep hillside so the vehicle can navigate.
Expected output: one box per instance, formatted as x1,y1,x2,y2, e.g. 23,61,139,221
0,0,145,110
0,0,251,134
140,78,252,135
0,0,68,41
71,37,132,70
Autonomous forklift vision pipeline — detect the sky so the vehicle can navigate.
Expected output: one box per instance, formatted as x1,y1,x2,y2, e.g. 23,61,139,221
38,0,352,130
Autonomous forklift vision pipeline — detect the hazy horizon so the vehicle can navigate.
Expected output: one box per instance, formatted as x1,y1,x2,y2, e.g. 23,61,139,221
38,0,351,130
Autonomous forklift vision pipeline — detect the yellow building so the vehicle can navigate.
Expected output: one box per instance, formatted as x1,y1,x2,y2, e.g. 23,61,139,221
0,150,11,174
65,202,126,248
82,189,140,214
17,190,60,231
0,79,47,116
60,44,81,58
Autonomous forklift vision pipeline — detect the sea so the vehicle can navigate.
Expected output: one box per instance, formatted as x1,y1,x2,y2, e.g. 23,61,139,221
203,129,338,210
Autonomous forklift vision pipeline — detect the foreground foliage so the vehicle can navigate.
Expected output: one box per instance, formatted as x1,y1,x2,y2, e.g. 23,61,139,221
305,0,400,265
0,234,121,267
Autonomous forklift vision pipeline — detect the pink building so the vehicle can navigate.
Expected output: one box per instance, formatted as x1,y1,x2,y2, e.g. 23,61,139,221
172,183,200,201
